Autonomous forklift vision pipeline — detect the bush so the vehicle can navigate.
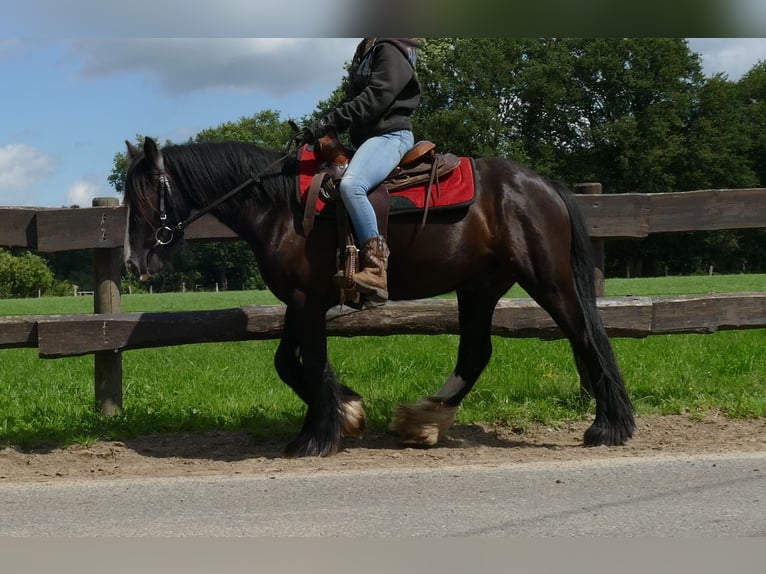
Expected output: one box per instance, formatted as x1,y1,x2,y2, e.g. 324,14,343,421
0,249,56,298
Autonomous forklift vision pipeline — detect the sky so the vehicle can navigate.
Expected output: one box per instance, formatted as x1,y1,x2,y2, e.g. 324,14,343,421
0,37,360,208
1,36,766,208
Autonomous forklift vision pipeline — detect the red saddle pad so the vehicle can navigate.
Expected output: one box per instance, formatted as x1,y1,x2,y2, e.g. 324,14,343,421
297,144,476,215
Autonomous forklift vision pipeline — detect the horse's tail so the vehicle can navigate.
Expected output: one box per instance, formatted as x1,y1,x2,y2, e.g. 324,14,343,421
551,181,635,444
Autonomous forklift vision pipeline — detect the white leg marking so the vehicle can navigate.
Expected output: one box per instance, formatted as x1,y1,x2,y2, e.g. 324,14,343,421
433,371,468,400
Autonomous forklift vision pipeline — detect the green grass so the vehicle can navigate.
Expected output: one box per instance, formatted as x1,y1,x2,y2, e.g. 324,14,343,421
1,274,765,448
0,289,281,316
603,274,766,297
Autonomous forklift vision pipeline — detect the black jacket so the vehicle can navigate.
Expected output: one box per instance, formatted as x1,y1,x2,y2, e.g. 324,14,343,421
327,38,421,148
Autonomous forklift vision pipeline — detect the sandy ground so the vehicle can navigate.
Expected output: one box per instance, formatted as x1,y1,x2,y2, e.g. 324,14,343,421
2,414,765,482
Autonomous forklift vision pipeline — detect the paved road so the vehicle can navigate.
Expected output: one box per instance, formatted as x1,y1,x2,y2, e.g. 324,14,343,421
1,452,764,536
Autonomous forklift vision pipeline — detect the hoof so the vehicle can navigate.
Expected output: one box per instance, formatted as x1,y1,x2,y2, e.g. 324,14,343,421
583,417,636,447
284,433,340,458
389,396,458,447
340,396,366,439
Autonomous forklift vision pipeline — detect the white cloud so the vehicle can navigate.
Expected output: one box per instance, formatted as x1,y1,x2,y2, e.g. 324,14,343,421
68,38,358,96
0,144,56,205
688,38,766,80
65,177,113,208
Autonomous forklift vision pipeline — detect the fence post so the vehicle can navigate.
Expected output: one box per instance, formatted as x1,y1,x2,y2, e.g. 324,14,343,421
574,182,605,297
92,197,123,416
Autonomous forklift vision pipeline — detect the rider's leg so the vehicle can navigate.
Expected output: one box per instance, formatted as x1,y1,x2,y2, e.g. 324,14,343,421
338,130,414,302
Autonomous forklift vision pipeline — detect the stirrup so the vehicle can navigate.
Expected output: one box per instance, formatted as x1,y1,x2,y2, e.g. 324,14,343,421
354,281,388,303
336,244,360,307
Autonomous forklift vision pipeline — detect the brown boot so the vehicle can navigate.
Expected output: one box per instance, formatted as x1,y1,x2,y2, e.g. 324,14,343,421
354,235,390,303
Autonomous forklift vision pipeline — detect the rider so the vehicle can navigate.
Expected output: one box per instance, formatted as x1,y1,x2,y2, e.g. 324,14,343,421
302,38,422,303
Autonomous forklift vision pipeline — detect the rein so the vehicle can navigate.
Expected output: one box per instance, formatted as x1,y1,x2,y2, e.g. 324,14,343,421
152,150,292,247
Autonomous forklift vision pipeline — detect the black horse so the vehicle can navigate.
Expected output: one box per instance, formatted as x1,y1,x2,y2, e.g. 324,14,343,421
123,136,634,457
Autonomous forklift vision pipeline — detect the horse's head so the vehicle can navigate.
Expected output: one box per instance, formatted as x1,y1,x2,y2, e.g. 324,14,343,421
123,136,188,281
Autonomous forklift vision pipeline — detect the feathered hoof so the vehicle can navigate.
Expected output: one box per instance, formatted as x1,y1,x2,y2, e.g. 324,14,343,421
583,417,636,447
284,432,340,458
389,396,458,447
340,396,366,439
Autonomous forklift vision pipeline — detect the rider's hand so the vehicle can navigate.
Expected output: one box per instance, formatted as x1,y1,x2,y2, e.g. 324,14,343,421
300,116,331,145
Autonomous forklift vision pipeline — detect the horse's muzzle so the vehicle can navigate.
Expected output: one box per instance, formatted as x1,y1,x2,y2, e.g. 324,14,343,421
125,250,162,282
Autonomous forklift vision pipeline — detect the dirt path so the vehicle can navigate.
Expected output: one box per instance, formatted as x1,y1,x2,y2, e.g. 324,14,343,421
2,414,765,482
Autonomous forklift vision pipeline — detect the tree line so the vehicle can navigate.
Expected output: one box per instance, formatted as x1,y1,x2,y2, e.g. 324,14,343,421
4,38,766,296
413,39,766,278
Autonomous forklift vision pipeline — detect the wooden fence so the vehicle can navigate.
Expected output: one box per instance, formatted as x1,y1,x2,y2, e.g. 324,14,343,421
2,187,766,415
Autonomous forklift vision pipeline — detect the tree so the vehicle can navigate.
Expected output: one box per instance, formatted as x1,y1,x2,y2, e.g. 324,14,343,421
195,109,297,149
44,248,93,291
678,74,756,190
730,63,766,273
0,249,56,298
414,38,766,276
414,38,707,189
738,61,766,185
519,38,705,192
415,38,529,159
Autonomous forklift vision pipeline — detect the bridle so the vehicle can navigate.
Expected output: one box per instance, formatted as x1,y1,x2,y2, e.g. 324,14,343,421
149,146,298,248
153,173,175,246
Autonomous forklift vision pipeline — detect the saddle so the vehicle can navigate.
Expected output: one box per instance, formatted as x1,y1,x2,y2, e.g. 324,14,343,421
387,141,461,194
302,133,462,236
301,132,464,307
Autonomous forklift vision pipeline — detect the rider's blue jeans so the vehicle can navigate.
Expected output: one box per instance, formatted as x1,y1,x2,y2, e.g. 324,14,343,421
339,129,414,243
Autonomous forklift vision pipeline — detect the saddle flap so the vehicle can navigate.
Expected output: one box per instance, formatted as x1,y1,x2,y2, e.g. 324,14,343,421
384,152,461,193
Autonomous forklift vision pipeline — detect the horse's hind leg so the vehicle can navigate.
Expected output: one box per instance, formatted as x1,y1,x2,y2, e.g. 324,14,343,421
275,306,366,447
526,281,635,446
390,284,503,446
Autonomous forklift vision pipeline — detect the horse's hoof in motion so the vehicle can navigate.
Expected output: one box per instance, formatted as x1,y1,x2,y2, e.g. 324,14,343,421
583,416,635,447
340,395,366,439
283,434,340,458
389,396,458,447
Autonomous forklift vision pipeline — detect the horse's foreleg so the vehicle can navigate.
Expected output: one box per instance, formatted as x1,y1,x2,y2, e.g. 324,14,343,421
283,335,341,456
389,288,499,446
274,328,307,401
275,309,366,441
282,305,352,457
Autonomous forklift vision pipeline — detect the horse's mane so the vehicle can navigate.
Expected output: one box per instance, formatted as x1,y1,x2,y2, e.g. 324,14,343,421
162,141,297,210
126,140,297,223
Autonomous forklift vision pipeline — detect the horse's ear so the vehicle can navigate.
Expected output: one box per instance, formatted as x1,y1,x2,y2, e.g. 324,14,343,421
142,136,165,172
125,140,141,159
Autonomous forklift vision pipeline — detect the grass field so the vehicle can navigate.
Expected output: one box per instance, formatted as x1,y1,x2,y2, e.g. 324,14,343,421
1,274,765,448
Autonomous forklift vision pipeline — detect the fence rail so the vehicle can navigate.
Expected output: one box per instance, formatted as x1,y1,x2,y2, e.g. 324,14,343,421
2,293,765,359
3,188,766,251
2,187,766,414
